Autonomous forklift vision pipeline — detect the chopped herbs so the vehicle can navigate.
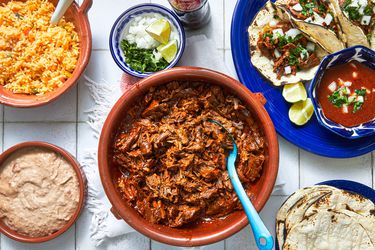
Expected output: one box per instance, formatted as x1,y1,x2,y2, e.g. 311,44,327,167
302,2,316,16
343,0,374,22
120,40,169,73
328,86,366,113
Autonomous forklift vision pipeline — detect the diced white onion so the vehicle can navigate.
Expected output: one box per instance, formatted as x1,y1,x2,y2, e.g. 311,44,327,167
300,51,309,60
306,42,315,52
372,88,375,92
285,66,292,74
285,28,301,39
352,72,358,78
373,6,375,13
305,17,313,23
269,20,277,27
361,15,371,25
328,81,337,92
342,104,349,114
272,28,284,39
312,12,325,25
357,95,364,102
348,96,356,103
292,3,303,11
324,14,333,25
274,49,281,58
344,81,352,86
345,87,351,94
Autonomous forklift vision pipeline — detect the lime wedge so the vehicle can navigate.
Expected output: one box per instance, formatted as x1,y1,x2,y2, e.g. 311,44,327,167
146,18,171,44
282,82,307,103
157,39,178,63
289,98,314,126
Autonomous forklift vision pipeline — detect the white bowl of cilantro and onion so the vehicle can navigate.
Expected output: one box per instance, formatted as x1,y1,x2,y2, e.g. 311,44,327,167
110,4,185,78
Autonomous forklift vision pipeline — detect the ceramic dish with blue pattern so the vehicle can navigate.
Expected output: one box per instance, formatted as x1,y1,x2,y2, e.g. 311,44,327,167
109,4,185,78
309,45,375,139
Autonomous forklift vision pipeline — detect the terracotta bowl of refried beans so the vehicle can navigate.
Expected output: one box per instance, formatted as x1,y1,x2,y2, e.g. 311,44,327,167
98,67,279,247
0,142,86,243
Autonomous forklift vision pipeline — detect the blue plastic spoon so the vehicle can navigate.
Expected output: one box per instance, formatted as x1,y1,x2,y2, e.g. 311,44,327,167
208,119,274,250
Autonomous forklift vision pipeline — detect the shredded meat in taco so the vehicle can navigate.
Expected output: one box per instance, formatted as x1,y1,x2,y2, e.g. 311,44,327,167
340,0,374,35
257,22,320,79
286,0,339,32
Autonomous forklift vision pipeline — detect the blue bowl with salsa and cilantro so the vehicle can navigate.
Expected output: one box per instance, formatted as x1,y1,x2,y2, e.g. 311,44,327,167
109,4,185,78
309,45,375,139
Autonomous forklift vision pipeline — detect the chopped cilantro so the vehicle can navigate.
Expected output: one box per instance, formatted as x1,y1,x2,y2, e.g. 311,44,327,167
355,88,366,96
364,5,373,15
120,40,169,73
328,86,367,113
353,101,364,113
328,90,348,107
318,4,327,13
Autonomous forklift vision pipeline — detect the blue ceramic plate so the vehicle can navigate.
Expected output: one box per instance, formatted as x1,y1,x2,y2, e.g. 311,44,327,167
276,180,375,249
230,0,375,158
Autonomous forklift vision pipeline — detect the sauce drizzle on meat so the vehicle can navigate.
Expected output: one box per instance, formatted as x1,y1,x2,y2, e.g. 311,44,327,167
112,81,266,227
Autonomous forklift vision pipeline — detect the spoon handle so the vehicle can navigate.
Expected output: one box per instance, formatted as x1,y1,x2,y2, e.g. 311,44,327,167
50,0,74,25
227,145,274,250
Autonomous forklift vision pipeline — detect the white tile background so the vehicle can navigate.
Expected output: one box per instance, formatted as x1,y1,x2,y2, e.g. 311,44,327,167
1,0,374,249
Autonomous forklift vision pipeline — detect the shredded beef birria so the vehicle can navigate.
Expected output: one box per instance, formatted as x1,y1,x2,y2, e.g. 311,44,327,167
113,81,266,227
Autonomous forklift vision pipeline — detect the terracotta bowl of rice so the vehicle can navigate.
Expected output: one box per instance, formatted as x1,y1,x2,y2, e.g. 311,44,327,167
0,0,92,108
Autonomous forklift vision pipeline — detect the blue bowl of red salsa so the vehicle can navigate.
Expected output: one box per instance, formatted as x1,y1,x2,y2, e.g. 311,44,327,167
309,45,375,139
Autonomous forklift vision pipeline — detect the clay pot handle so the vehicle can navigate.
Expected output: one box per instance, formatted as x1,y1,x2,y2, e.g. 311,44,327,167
253,92,267,106
110,207,122,220
79,0,93,14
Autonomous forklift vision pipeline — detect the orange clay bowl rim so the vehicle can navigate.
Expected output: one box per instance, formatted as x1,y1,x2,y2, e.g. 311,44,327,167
0,141,86,243
98,67,279,247
0,0,92,108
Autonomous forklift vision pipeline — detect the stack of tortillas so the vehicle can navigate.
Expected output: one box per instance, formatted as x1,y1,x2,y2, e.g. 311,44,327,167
276,185,375,250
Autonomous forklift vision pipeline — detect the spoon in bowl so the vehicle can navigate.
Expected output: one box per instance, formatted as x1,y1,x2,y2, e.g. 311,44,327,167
50,0,74,25
208,119,274,250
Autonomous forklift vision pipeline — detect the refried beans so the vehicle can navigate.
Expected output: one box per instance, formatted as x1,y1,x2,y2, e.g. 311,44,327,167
0,147,80,237
113,81,266,227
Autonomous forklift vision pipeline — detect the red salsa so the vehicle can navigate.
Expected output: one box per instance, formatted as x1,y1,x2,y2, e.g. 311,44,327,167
317,61,375,127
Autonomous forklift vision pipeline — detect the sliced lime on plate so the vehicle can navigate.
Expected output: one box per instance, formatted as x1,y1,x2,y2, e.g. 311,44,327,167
289,98,314,126
282,82,307,103
157,39,178,63
146,18,171,44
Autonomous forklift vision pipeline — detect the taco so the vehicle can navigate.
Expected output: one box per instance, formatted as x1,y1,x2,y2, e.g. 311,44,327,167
275,0,346,53
330,0,374,48
249,1,328,86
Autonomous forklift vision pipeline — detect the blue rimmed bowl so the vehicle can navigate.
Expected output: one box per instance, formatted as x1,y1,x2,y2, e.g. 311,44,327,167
109,4,186,78
309,45,375,139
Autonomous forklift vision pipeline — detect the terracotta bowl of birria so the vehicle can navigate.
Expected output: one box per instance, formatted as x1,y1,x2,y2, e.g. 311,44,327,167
0,141,86,243
0,0,92,108
98,67,279,246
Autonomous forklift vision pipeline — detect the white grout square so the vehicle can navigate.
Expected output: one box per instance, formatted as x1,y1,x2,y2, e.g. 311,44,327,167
3,122,76,156
273,136,299,195
77,51,123,122
225,196,287,249
224,0,237,49
4,86,77,122
300,150,373,187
